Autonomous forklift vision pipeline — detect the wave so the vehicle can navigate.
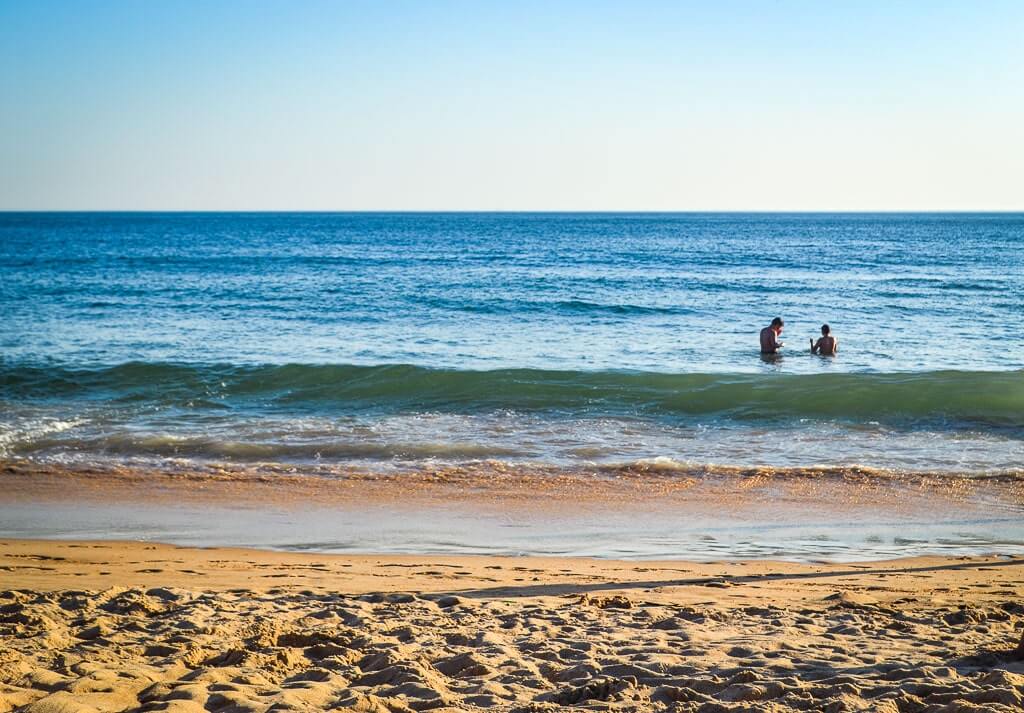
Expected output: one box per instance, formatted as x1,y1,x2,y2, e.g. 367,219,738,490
3,457,1023,486
1,361,1022,427
416,295,690,317
2,433,528,461
880,277,1007,292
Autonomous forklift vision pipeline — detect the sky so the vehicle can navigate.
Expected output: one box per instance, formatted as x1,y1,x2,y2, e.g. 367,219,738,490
1,0,1022,211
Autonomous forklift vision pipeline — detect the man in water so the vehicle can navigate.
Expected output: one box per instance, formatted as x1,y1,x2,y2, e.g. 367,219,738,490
811,324,838,356
760,317,785,354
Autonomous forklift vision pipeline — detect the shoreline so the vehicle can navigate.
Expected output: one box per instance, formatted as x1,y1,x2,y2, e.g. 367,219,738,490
4,459,1024,564
1,539,1023,711
3,460,1024,563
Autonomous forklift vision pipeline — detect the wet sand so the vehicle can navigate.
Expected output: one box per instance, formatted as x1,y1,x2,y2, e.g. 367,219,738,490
3,460,1024,561
1,539,1023,712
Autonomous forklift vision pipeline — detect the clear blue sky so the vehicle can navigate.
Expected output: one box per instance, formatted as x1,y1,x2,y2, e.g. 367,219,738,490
1,0,1021,210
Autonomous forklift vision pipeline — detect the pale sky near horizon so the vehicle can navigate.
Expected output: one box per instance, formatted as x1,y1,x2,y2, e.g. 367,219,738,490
1,1,1022,211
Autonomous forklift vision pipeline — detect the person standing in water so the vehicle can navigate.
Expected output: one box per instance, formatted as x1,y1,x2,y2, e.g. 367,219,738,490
760,317,785,354
810,324,838,356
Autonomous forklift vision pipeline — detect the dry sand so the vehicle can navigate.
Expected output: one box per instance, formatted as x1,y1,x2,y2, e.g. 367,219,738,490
1,540,1022,712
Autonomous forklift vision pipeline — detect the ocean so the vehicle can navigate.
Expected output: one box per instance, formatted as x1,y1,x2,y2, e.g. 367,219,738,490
1,212,1022,559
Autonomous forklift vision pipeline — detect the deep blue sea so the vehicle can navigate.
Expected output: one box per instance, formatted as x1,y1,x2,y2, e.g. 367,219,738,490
1,212,1023,478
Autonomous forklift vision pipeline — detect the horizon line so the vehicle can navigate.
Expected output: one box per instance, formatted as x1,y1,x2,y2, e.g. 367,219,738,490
3,209,1024,215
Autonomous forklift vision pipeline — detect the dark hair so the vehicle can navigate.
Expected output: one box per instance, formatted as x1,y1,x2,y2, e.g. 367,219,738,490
821,324,831,335
771,317,784,327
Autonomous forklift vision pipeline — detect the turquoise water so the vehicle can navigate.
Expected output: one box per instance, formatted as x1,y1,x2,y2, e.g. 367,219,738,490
1,212,1022,475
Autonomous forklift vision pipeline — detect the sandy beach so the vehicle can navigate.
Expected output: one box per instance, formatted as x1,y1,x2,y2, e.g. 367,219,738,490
5,0,1024,708
1,539,1022,712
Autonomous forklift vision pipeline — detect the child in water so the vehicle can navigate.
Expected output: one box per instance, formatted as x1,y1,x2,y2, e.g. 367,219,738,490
810,324,838,356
